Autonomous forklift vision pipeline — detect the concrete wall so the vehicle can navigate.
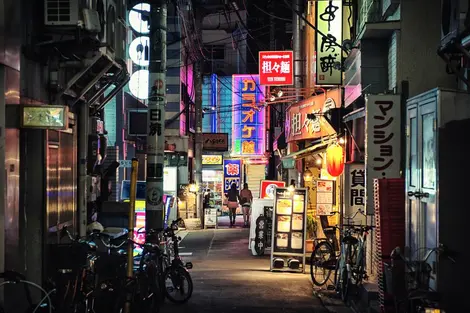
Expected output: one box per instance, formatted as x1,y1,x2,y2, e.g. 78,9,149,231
398,0,457,96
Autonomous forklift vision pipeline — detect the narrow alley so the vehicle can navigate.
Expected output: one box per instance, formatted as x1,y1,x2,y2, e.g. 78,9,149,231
161,225,351,313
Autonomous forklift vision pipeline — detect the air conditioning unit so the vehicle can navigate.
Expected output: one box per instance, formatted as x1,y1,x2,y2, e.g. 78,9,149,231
44,0,101,32
99,0,117,58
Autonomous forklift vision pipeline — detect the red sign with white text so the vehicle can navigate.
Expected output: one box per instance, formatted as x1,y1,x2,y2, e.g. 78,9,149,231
259,180,286,199
259,51,294,86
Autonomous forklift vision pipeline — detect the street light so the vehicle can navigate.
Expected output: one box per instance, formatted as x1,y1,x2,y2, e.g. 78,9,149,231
303,167,313,182
189,183,198,193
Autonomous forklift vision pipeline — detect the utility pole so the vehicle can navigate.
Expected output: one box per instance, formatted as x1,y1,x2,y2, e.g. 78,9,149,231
194,8,204,227
146,0,167,231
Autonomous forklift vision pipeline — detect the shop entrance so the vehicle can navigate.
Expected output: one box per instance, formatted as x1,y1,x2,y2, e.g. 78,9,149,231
202,170,224,225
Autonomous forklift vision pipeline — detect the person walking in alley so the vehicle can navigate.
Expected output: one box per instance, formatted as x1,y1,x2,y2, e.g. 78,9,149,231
226,183,240,227
240,183,253,227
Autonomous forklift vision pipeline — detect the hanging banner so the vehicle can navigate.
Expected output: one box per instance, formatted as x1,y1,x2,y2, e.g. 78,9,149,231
316,0,343,85
258,51,294,86
365,94,401,214
285,88,341,142
232,74,266,156
223,159,242,193
271,187,308,273
343,163,365,222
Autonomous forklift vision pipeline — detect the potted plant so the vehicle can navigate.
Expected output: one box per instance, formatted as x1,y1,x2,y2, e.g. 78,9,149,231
305,214,317,253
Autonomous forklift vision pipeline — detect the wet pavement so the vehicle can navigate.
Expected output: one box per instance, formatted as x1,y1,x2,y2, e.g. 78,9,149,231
160,215,353,313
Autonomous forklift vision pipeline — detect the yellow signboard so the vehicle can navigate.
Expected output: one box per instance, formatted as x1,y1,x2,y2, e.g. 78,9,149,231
316,0,343,85
202,155,223,165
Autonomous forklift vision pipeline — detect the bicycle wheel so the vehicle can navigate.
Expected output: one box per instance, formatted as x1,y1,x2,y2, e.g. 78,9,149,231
310,241,334,286
334,256,350,302
164,266,193,304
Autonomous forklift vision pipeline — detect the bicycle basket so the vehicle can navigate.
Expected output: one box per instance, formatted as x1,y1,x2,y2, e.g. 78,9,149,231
46,243,89,276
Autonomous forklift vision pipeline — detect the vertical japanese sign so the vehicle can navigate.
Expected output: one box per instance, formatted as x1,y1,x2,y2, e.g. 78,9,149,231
232,75,266,156
343,163,365,219
258,51,294,85
365,94,401,214
223,159,242,193
316,0,343,85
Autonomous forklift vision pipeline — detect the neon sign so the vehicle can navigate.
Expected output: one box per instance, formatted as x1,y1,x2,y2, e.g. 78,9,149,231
232,74,265,155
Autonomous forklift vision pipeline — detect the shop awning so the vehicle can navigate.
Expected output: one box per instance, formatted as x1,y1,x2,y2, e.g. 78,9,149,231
281,136,337,161
343,107,365,122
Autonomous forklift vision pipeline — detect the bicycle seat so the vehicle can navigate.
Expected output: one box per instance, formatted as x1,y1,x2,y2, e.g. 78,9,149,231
323,226,338,232
342,235,359,245
101,227,128,239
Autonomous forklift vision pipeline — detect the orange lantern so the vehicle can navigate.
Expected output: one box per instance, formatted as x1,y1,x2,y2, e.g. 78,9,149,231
326,143,345,177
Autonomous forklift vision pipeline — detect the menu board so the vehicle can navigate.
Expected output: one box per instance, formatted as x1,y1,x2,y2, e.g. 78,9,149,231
316,180,335,215
270,187,308,272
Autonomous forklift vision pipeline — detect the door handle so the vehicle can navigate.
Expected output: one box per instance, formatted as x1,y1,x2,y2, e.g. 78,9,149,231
407,191,429,198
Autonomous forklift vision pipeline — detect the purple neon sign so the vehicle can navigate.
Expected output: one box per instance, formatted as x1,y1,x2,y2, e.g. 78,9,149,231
232,74,266,155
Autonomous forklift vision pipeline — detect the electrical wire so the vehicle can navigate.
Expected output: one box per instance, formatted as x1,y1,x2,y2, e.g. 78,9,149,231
252,4,291,22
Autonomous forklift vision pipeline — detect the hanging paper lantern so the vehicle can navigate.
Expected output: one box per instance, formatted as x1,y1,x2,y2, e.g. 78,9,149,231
326,144,345,177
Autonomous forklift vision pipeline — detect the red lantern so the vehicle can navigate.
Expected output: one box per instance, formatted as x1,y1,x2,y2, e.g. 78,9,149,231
326,144,345,177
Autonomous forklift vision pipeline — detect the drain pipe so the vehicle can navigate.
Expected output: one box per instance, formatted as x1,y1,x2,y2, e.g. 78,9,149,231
78,103,89,236
292,0,304,101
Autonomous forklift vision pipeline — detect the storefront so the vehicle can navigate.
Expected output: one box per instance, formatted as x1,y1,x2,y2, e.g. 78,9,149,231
201,154,224,215
281,88,344,253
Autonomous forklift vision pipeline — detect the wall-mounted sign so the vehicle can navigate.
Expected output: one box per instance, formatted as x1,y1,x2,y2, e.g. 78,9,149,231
202,133,229,151
21,105,69,130
285,88,341,142
129,69,149,100
270,187,307,273
365,94,401,214
129,36,150,66
129,3,150,34
259,180,286,199
223,159,242,192
232,74,266,156
202,155,223,165
164,167,178,193
316,0,343,85
258,51,294,86
316,180,335,215
344,163,366,223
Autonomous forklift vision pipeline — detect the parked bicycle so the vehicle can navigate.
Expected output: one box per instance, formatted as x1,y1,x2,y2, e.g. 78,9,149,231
0,270,54,313
309,210,367,287
334,224,374,301
388,244,455,313
159,218,193,303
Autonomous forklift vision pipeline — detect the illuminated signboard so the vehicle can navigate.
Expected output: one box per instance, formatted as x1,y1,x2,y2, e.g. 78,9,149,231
223,159,242,192
285,88,341,142
202,155,223,165
258,51,294,86
21,105,69,130
232,74,265,156
316,0,343,85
